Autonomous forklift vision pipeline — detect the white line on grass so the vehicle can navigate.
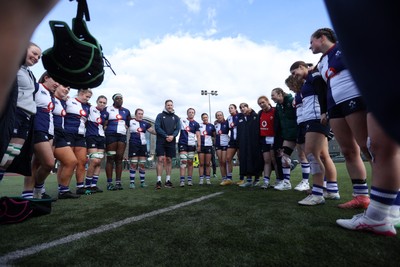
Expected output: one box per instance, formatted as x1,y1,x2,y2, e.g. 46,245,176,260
0,192,224,265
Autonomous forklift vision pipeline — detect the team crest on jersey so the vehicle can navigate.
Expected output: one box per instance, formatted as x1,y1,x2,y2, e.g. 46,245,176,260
185,126,190,132
202,130,208,135
116,114,122,120
326,67,337,79
48,102,55,111
96,117,102,124
79,109,87,116
61,109,66,117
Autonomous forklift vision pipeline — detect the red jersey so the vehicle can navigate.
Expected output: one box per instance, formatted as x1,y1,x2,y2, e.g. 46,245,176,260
259,107,275,137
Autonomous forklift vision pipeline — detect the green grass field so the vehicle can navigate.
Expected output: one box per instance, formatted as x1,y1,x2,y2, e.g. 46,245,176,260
1,163,400,267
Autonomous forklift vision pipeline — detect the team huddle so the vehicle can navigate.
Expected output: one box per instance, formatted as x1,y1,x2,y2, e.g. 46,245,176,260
1,27,400,237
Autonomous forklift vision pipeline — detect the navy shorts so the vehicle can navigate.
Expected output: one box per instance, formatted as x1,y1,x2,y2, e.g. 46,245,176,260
200,146,213,154
178,144,196,153
228,139,239,149
86,135,106,149
296,122,307,145
260,143,272,153
33,130,53,144
156,141,176,158
129,144,148,157
12,108,33,140
304,119,331,137
53,128,69,148
106,133,127,145
64,132,86,147
215,145,228,151
328,97,366,119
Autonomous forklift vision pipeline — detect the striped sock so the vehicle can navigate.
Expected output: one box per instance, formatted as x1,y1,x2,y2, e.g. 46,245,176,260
139,169,145,183
301,162,310,180
21,190,33,199
92,175,99,186
129,169,136,183
352,179,369,196
366,186,397,221
85,176,92,188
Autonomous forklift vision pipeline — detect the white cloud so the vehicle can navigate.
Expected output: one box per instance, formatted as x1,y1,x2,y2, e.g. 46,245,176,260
87,34,321,122
205,8,217,37
182,0,201,13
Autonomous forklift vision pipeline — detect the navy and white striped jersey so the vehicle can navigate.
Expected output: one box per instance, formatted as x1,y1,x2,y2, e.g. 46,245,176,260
178,118,200,146
215,120,229,147
318,43,361,110
34,83,54,135
294,92,305,124
199,123,215,147
64,98,90,135
301,71,325,121
103,106,131,135
86,105,105,137
52,96,66,130
227,113,239,141
129,118,152,145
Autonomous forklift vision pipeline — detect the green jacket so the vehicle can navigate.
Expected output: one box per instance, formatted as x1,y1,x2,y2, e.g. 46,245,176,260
275,94,297,141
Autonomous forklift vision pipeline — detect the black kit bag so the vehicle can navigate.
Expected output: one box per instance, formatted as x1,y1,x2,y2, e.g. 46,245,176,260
41,0,115,89
0,197,54,225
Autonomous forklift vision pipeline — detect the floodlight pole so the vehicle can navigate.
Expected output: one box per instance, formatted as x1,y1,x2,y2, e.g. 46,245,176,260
201,90,218,117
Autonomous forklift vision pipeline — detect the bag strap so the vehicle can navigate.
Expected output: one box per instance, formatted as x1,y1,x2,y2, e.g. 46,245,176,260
70,0,91,21
71,0,116,75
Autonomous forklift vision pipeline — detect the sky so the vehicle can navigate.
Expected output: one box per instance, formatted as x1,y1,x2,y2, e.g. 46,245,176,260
31,0,333,121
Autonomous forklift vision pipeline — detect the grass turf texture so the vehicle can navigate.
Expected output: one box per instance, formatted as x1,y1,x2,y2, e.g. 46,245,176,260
1,163,400,266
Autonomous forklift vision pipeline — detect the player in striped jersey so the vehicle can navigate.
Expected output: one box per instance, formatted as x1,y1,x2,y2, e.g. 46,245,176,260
84,95,108,193
290,61,339,206
53,84,80,199
310,28,370,209
103,93,131,190
214,111,230,186
178,108,201,187
198,113,216,185
64,88,92,195
128,108,156,188
286,75,311,192
226,104,241,184
31,72,58,199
